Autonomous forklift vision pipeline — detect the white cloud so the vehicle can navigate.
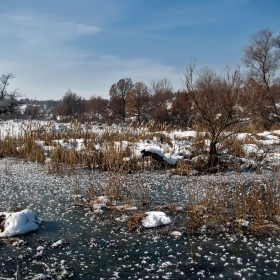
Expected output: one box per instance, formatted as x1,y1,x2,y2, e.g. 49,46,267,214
8,54,183,100
0,12,183,100
0,12,100,62
7,13,100,42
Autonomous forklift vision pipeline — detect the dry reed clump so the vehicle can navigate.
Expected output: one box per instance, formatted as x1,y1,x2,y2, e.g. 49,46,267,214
103,173,124,206
19,141,45,163
104,173,150,207
0,121,143,173
0,137,18,157
148,132,173,146
80,172,155,230
126,212,147,231
0,121,277,172
189,132,209,171
0,136,45,163
172,160,190,176
69,166,280,236
220,136,246,158
0,121,180,174
83,172,138,211
182,174,280,235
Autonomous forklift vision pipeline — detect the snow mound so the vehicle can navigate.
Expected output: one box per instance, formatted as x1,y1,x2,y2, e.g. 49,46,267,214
0,209,42,237
51,239,67,248
170,231,183,238
141,211,173,228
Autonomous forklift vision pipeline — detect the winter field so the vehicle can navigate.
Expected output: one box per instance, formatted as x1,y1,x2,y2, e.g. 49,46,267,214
1,120,280,279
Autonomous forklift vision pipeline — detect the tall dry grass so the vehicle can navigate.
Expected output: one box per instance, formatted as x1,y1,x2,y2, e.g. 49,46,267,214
0,121,173,173
65,165,280,235
182,172,280,235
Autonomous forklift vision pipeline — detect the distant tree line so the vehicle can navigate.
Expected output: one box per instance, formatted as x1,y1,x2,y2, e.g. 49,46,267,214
51,77,191,126
1,29,280,132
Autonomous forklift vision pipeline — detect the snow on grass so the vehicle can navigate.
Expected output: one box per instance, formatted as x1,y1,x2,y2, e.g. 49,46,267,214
242,143,259,155
0,120,280,171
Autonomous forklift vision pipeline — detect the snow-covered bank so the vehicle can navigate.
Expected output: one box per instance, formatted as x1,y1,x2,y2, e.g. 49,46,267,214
0,120,280,173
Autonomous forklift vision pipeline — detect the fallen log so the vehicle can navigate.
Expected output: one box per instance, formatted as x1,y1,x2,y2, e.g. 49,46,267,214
140,148,178,167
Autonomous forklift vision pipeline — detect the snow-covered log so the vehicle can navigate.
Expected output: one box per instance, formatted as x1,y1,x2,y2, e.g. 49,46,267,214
140,148,178,166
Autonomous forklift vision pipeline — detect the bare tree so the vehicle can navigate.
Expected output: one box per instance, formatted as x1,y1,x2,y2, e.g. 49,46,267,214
126,81,150,124
274,34,280,48
85,95,108,122
54,89,85,119
53,101,68,118
0,74,21,115
109,78,134,122
243,29,280,120
171,90,193,127
185,64,254,169
150,78,173,107
150,78,173,124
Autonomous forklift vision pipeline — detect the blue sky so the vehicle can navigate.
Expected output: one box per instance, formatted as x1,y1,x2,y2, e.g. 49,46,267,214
1,0,279,100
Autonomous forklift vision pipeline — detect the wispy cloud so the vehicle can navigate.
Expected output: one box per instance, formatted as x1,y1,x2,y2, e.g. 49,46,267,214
0,10,183,99
9,54,183,100
1,12,100,55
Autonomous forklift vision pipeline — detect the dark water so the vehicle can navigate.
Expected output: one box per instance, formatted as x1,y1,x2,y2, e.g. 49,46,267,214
1,159,280,279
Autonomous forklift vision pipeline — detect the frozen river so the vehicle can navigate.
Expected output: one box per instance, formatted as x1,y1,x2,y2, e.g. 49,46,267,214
1,158,280,279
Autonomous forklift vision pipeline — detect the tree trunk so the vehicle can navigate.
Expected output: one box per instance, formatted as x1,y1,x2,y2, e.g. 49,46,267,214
207,141,219,168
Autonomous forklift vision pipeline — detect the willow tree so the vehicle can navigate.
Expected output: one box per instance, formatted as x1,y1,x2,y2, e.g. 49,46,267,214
185,63,256,169
243,29,280,121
